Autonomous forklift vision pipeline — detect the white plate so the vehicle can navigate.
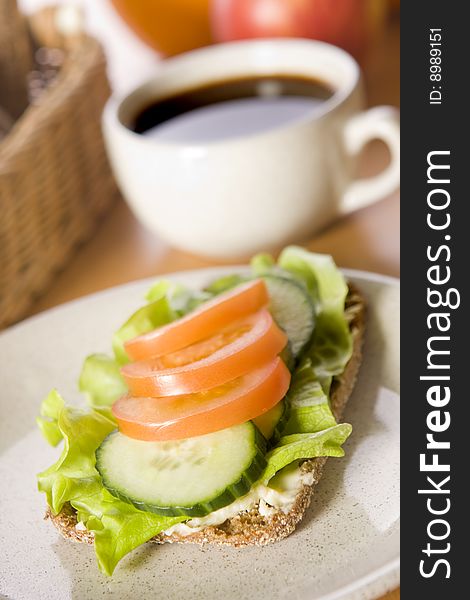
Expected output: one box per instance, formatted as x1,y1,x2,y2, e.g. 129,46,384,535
0,268,399,600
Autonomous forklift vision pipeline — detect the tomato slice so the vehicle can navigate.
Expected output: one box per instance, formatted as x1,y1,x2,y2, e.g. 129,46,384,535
121,309,287,397
125,279,268,360
113,358,291,441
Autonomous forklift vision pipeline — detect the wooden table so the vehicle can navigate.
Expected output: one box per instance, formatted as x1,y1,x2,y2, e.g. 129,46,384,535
29,18,400,600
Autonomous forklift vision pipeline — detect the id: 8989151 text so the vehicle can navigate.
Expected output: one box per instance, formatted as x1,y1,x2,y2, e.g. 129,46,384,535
429,28,442,105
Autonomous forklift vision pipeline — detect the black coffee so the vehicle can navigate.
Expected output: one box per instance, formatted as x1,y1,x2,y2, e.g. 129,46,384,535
130,75,334,143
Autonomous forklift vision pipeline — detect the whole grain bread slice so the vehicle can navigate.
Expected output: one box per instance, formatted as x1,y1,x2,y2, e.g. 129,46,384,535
46,284,366,548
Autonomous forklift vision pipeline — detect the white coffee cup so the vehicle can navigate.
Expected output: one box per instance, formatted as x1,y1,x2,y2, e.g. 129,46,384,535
103,39,400,258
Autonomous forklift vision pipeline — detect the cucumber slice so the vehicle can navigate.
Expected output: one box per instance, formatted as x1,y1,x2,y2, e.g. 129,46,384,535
253,400,289,445
203,273,315,360
263,275,315,358
96,422,266,518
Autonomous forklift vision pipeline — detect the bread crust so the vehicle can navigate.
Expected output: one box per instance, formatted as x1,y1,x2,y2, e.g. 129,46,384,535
46,284,366,548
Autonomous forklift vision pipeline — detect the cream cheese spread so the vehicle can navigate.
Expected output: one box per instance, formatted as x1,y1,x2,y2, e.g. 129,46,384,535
163,463,313,536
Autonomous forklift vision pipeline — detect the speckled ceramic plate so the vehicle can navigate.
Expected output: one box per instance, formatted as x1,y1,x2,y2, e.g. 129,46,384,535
0,268,399,600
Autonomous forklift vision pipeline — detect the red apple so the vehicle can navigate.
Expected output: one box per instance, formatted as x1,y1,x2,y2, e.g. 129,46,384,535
211,0,378,61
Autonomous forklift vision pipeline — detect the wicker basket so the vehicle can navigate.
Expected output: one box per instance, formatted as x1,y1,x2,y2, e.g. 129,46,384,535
0,0,32,120
0,4,118,329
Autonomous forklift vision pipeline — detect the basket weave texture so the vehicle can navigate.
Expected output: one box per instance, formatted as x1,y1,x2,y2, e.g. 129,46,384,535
0,0,32,119
0,6,117,329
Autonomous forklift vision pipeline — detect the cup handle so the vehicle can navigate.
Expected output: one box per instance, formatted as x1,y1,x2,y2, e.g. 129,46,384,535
341,106,400,214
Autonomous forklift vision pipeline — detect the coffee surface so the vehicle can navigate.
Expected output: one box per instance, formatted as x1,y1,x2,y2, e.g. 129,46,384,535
131,75,333,143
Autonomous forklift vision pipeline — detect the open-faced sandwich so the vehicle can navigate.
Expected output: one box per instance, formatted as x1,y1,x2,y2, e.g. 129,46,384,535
37,246,366,575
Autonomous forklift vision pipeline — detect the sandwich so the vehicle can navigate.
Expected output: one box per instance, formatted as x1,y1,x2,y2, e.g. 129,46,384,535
37,246,366,576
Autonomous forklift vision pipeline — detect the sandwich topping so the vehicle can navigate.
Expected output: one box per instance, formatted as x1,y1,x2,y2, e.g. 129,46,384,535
162,464,316,537
36,246,354,575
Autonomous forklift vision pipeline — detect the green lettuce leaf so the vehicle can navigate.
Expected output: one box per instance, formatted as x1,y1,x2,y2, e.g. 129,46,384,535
145,279,179,303
71,487,186,576
250,252,301,283
283,359,337,435
204,274,248,295
262,424,352,483
250,253,276,275
79,354,127,410
112,297,175,365
146,279,211,315
81,279,210,406
113,279,212,366
37,395,115,514
36,389,65,446
278,246,352,378
36,392,185,576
